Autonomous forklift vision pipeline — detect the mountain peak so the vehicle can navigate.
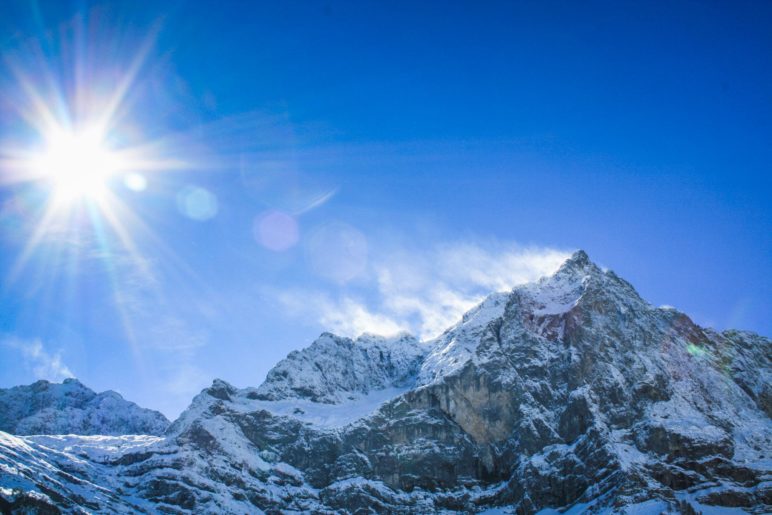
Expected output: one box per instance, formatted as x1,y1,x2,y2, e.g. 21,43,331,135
566,248,590,266
1,254,770,513
554,249,599,277
0,379,169,435
356,330,415,343
205,379,237,401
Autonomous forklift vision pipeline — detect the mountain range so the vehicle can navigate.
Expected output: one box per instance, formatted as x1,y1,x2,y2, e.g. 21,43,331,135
0,251,769,513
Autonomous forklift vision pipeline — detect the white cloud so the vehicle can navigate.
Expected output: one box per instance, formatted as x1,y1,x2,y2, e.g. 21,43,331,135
432,243,569,292
281,242,570,340
3,337,74,381
321,296,406,337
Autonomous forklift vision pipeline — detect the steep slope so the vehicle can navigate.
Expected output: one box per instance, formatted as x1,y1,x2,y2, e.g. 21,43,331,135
254,332,426,403
0,378,169,436
0,251,769,513
0,431,161,513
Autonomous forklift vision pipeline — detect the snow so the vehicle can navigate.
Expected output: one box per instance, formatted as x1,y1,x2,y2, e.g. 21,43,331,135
169,375,414,441
417,251,606,387
0,378,169,436
648,399,727,443
244,386,411,429
255,332,426,404
173,380,412,431
522,272,587,316
621,500,673,514
418,292,508,385
538,499,675,515
25,434,162,462
688,504,749,514
610,430,649,470
1,250,770,513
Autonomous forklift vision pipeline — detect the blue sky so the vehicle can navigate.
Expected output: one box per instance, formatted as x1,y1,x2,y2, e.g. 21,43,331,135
0,1,770,417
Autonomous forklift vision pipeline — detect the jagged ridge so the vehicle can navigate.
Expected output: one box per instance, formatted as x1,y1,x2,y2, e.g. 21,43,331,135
0,250,769,513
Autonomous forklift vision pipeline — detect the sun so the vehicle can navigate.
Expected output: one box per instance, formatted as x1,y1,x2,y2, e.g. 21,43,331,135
32,125,122,203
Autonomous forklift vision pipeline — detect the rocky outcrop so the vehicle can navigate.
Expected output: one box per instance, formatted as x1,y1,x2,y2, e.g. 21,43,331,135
0,251,769,513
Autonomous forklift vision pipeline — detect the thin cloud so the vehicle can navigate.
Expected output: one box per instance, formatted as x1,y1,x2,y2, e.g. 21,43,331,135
2,337,74,381
293,188,338,216
280,242,570,340
280,291,406,337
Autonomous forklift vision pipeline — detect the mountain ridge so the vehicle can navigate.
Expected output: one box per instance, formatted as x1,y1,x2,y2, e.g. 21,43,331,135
0,377,169,436
0,250,769,513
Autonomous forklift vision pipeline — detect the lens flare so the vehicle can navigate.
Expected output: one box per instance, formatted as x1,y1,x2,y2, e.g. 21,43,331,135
254,210,299,251
176,186,218,221
124,173,148,192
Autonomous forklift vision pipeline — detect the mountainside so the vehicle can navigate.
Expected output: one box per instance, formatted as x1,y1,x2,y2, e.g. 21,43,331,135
0,378,169,436
0,251,770,514
254,332,426,404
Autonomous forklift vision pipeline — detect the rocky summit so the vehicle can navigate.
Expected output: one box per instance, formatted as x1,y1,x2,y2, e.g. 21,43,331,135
0,251,769,513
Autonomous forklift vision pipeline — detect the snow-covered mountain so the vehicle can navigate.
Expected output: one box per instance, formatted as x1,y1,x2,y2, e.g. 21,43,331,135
0,378,169,436
254,332,426,404
0,251,769,513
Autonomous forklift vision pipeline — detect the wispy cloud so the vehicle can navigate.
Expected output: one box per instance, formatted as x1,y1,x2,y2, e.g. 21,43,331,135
280,242,570,340
279,292,406,337
293,188,338,216
2,337,74,381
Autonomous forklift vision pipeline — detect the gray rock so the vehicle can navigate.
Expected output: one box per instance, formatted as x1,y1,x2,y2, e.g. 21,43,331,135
1,250,770,513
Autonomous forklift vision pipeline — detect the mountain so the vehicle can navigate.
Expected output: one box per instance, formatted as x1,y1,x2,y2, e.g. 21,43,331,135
254,332,426,404
0,251,769,513
0,378,169,436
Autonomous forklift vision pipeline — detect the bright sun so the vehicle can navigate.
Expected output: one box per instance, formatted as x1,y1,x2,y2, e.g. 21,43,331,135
32,126,122,202
1,21,191,287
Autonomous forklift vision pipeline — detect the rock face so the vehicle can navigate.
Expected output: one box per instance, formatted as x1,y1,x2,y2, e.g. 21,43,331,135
0,251,770,513
0,378,169,436
255,332,426,403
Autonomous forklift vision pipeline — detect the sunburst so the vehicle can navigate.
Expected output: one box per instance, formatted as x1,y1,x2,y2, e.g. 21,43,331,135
0,24,185,287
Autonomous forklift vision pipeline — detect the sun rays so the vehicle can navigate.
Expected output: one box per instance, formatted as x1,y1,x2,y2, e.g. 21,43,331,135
0,18,180,286
0,12,214,381
0,6,352,400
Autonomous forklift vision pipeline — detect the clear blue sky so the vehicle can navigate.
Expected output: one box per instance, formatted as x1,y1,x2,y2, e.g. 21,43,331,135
0,0,770,417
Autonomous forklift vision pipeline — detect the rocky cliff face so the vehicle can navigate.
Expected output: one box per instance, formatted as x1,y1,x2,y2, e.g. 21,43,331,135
0,251,769,513
0,378,169,436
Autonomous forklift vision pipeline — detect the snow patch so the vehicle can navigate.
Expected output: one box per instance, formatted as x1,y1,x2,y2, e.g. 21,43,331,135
242,386,410,429
418,292,508,385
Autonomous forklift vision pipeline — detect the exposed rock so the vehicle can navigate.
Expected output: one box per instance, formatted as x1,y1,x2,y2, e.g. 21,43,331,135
1,250,769,513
